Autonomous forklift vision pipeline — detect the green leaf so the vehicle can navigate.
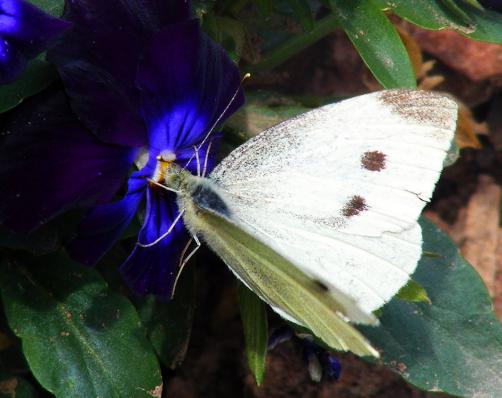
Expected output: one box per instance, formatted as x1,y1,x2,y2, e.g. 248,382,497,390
285,0,315,31
460,3,502,44
375,0,476,33
202,15,247,62
460,0,484,10
396,279,431,304
247,12,340,72
0,224,59,255
0,59,57,114
0,373,38,398
378,0,502,43
255,0,274,17
137,265,196,370
238,283,268,386
27,0,64,16
226,91,310,141
439,0,476,26
329,0,416,88
0,252,162,398
0,210,83,255
361,218,502,397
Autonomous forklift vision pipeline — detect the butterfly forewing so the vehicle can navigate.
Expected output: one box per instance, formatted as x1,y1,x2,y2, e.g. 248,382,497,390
208,89,458,316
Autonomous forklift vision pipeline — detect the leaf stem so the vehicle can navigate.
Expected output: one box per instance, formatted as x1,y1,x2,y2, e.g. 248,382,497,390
247,12,339,73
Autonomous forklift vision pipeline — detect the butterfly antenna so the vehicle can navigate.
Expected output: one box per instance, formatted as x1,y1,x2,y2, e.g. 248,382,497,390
183,73,250,169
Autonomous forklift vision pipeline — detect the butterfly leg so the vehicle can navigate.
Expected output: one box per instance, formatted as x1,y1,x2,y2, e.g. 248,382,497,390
170,234,201,298
136,209,186,248
147,178,180,194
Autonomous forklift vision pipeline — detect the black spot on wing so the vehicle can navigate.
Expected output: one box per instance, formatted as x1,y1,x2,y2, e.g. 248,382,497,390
361,150,386,171
313,279,329,292
191,183,231,218
342,195,368,218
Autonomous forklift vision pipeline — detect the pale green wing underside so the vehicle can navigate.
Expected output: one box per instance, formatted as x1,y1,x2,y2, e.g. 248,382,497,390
196,210,380,357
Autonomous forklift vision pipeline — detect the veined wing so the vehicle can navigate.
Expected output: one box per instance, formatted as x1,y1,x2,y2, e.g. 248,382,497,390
208,90,457,314
192,207,380,357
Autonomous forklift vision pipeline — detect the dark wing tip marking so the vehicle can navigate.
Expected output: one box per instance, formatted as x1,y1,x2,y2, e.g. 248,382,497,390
342,195,368,218
378,89,456,130
361,150,386,171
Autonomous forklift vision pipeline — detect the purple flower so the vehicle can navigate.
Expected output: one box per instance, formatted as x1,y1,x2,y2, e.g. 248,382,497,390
0,0,244,297
269,327,342,382
0,0,70,83
303,340,342,382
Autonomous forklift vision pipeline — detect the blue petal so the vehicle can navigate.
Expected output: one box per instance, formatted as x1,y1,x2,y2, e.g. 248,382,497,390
120,185,190,297
48,0,191,147
0,0,70,83
321,353,342,380
0,39,25,83
136,19,244,153
68,169,149,266
303,339,342,381
0,89,134,232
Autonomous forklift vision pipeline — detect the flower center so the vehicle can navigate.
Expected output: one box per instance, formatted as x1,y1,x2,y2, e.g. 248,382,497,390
152,150,176,184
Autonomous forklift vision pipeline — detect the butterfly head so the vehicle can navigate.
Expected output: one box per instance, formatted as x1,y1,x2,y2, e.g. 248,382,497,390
162,161,194,194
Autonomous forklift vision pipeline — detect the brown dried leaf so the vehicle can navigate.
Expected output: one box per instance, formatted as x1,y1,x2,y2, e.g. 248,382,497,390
458,175,501,295
456,102,482,149
0,378,17,396
405,26,502,83
426,175,501,298
395,25,423,78
0,333,13,351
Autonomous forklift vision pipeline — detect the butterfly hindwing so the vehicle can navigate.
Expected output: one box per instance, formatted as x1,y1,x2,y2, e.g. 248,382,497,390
187,207,380,357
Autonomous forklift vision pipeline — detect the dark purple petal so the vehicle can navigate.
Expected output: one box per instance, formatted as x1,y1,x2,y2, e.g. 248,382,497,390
302,339,342,382
68,170,149,266
0,38,25,83
0,0,70,83
48,0,191,146
0,89,135,232
320,352,342,380
136,19,244,153
268,327,294,350
48,60,148,147
120,186,189,297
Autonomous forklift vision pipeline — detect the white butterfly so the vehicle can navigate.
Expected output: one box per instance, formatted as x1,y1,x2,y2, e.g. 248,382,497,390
145,89,458,357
